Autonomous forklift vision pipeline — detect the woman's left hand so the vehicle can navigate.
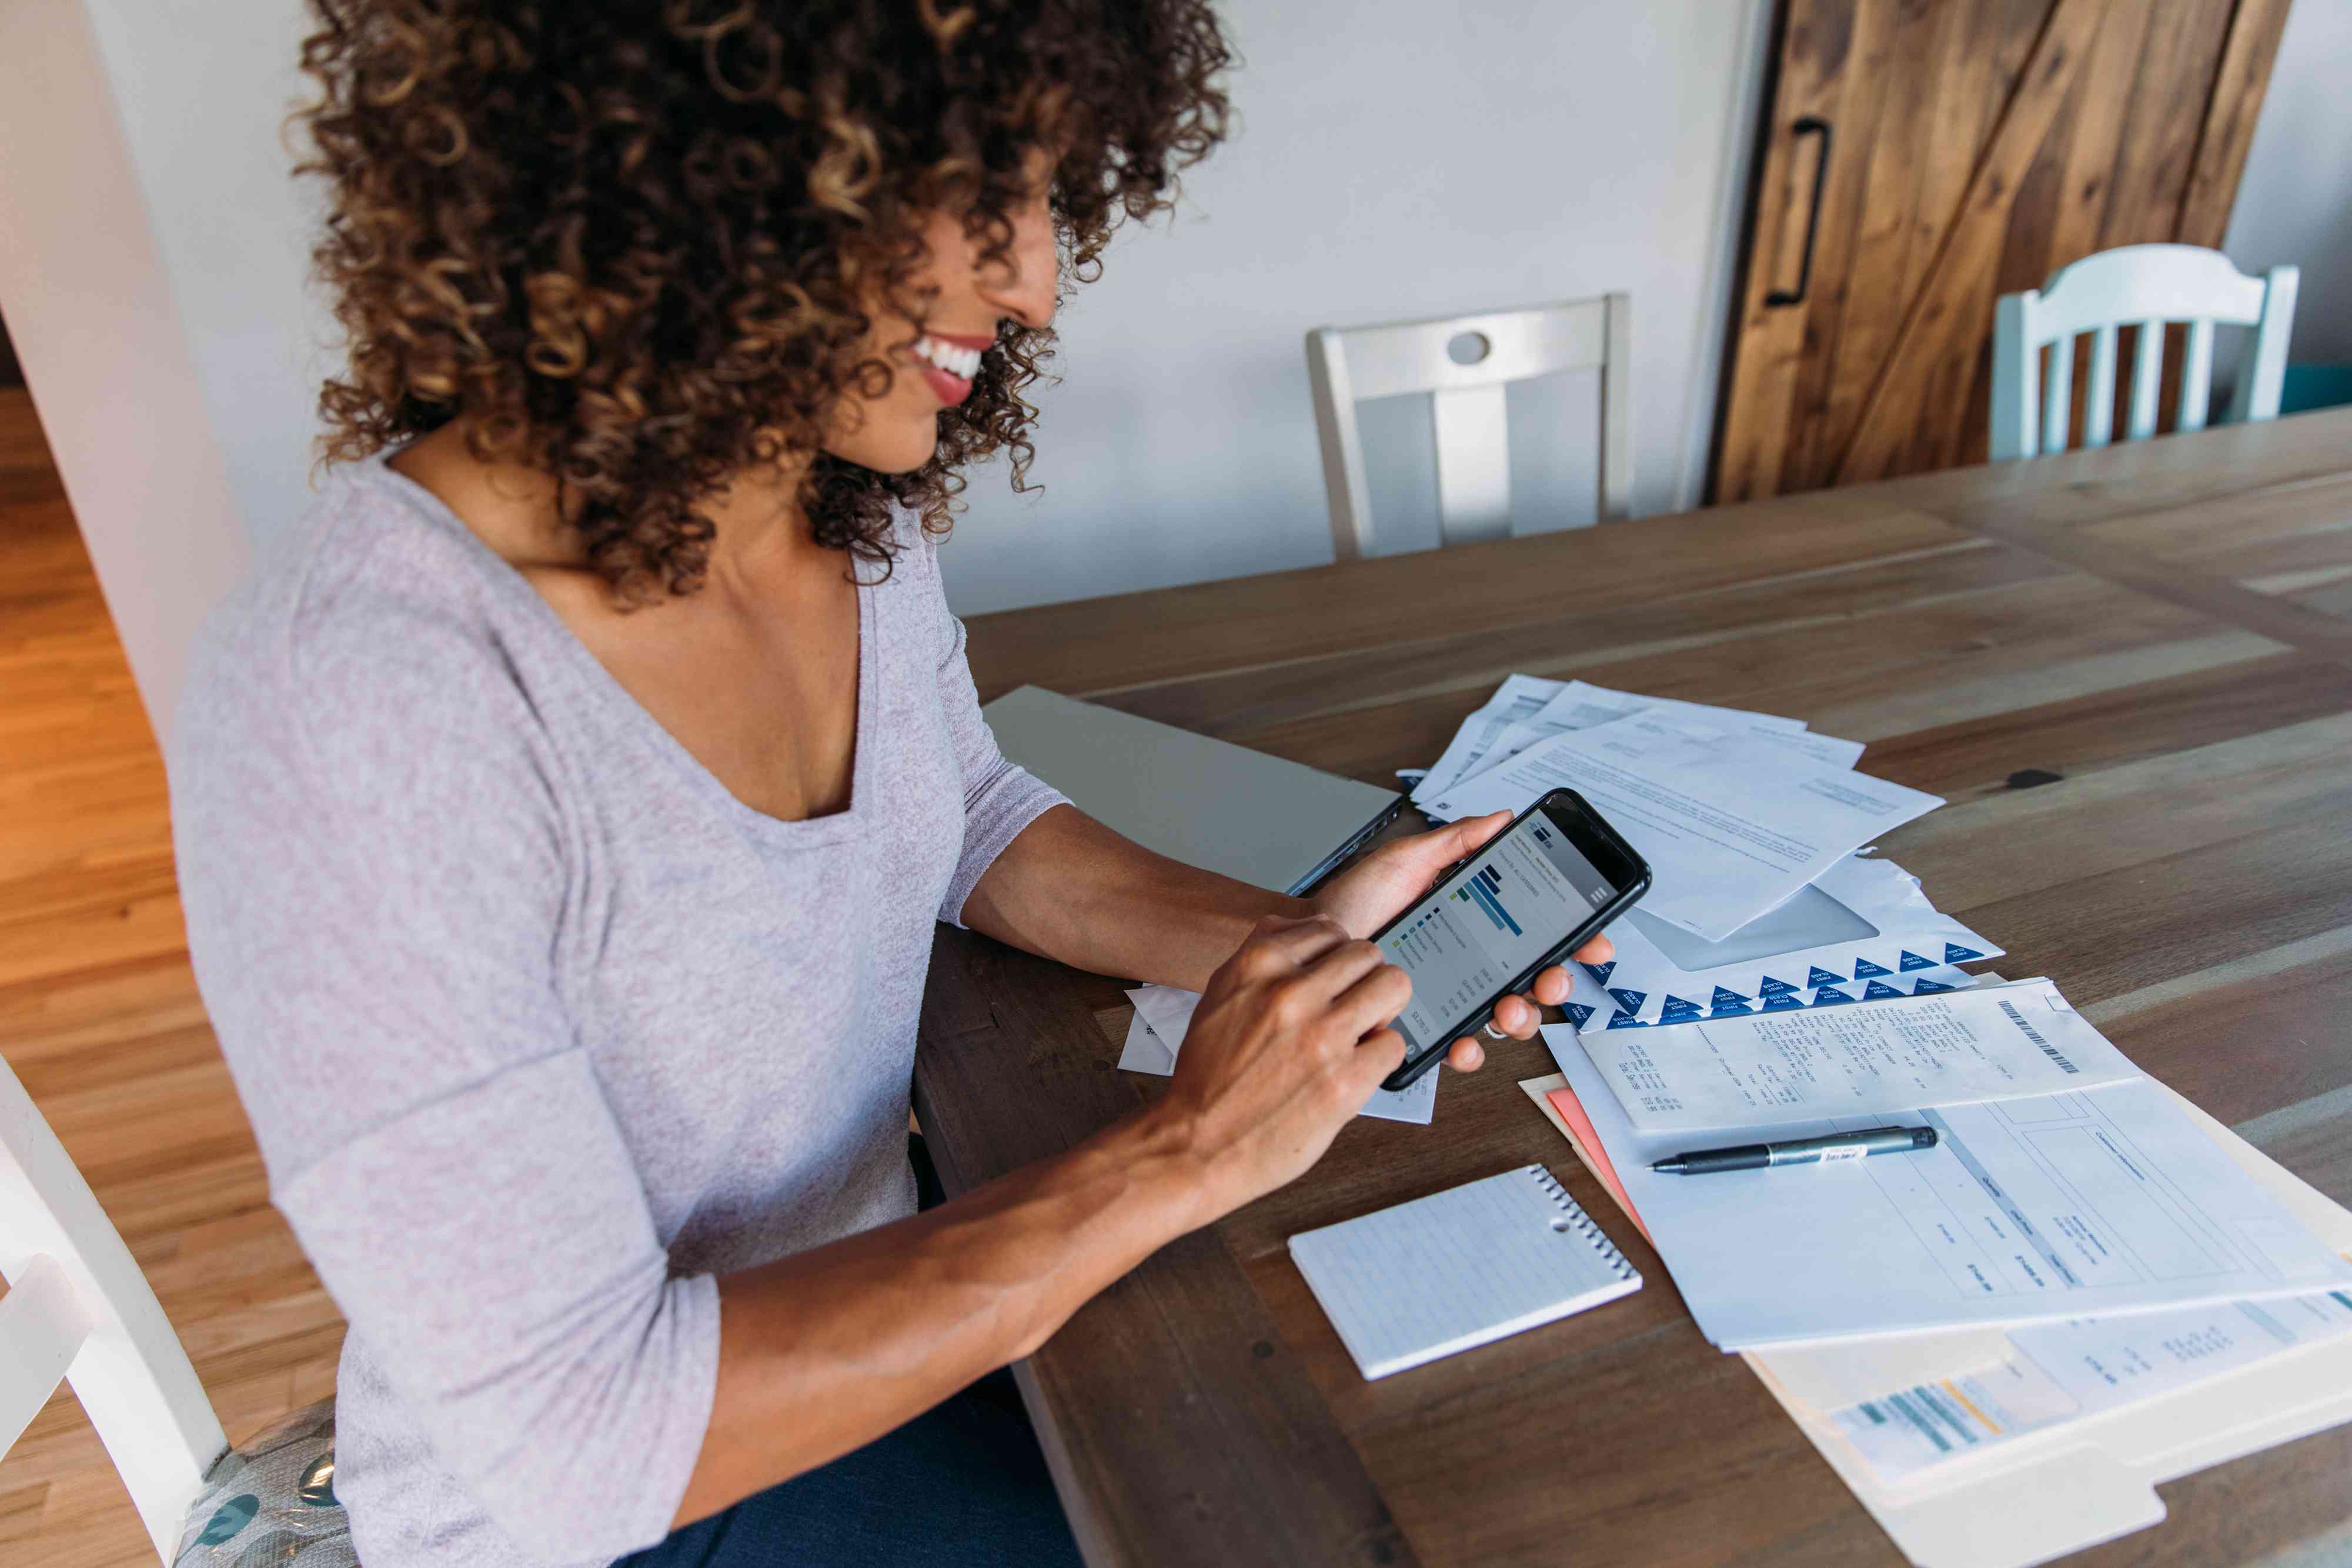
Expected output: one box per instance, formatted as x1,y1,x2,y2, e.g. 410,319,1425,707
1308,810,1614,1072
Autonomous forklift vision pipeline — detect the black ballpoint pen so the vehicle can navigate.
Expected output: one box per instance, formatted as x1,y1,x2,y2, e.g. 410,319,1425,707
1652,1125,1937,1175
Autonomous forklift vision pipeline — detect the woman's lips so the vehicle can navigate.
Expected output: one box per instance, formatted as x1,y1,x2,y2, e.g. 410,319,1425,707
917,362,975,404
908,329,990,406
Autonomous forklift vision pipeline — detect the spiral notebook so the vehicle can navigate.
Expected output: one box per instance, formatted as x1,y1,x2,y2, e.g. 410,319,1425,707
1289,1164,1642,1380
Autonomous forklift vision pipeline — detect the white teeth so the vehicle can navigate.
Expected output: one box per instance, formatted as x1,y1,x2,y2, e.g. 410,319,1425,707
915,336,984,380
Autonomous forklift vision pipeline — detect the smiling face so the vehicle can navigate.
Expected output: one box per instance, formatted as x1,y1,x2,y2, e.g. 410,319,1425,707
298,0,1231,601
820,178,1061,477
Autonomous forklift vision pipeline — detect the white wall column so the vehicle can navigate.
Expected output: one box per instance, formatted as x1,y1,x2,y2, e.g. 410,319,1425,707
0,1,249,728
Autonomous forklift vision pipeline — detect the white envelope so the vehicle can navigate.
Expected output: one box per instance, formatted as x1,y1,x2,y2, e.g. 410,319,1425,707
1568,962,1980,1032
1520,1066,2352,1568
1562,855,2003,1024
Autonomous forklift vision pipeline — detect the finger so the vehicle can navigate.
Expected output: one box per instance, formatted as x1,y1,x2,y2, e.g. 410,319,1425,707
1531,965,1572,1007
1492,992,1539,1039
1454,809,1512,850
1344,1027,1410,1091
1298,937,1388,1001
1446,1035,1486,1072
1570,932,1614,965
1328,957,1413,1039
1374,810,1512,883
1235,912,1354,974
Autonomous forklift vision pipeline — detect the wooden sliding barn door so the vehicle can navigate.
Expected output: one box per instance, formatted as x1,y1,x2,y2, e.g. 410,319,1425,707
1710,0,2291,503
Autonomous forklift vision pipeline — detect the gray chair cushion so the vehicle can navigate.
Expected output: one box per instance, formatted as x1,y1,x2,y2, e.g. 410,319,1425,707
172,1398,355,1567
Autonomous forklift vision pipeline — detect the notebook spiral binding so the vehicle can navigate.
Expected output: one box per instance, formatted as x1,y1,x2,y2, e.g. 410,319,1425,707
1526,1164,1639,1282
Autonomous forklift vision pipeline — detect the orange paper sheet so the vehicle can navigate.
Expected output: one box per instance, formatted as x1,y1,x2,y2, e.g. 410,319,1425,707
1545,1085,1652,1243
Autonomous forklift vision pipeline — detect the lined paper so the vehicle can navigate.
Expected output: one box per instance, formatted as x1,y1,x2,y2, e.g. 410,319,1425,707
1289,1165,1641,1379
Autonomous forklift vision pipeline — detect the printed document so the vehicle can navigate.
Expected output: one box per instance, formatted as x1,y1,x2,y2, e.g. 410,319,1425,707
1425,714,1942,940
1425,680,1824,800
1583,979,2139,1132
1830,1290,2352,1482
1546,1028,2352,1347
1412,675,1565,802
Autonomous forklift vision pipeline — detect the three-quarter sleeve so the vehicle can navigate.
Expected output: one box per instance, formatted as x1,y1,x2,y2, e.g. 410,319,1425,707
920,541,1067,927
173,578,717,1563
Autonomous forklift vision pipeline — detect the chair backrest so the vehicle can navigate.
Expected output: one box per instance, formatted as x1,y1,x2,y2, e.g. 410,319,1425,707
1990,243,2299,461
1,1052,226,1562
1307,293,1633,560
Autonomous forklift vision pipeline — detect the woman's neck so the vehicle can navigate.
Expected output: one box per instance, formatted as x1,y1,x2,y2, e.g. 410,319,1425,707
386,422,818,600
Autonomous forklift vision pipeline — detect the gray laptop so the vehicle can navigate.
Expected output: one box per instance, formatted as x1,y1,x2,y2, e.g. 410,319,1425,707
980,686,1405,895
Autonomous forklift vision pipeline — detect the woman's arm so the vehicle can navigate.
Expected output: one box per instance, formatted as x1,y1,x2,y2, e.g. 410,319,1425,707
959,803,1612,1054
957,801,1308,991
676,914,1406,1526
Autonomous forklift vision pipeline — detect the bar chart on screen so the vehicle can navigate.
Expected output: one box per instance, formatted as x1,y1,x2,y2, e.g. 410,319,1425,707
1459,868,1522,935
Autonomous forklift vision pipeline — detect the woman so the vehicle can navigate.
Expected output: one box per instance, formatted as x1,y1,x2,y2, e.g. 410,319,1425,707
172,4,1608,1566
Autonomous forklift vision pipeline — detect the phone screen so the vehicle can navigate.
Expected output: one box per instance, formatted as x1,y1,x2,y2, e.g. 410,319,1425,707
1377,812,1623,1057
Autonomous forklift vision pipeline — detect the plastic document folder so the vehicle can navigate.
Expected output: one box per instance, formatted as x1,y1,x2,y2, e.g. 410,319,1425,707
980,685,1402,895
1519,1069,2352,1568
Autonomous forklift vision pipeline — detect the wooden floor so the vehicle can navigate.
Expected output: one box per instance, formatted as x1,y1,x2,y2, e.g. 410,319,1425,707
0,386,343,1566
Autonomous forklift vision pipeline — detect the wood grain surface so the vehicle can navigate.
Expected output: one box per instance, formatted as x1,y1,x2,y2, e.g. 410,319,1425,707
924,407,2352,1568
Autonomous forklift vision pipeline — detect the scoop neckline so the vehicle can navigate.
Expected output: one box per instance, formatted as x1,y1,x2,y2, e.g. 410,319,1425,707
359,451,877,848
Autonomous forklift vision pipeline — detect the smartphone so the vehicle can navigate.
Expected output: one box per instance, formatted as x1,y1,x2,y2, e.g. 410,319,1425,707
1370,789,1651,1092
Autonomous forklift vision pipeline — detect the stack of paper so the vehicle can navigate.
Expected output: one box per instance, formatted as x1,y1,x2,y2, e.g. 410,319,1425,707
1414,678,1987,1028
1523,984,2352,1568
1422,703,1940,941
1542,987,2352,1348
1404,680,2352,1564
1412,677,1820,805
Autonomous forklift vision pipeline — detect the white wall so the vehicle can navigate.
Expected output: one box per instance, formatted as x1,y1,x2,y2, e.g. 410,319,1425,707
81,0,331,560
2223,0,2352,366
11,0,1777,687
16,0,2351,697
944,0,1774,613
0,3,254,727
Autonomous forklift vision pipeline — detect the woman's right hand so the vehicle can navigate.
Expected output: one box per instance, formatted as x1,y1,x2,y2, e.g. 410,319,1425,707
1151,914,1411,1221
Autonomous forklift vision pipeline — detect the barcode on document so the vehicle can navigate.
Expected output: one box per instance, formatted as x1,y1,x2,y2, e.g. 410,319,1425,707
1856,1388,1980,1453
1999,999,2076,1074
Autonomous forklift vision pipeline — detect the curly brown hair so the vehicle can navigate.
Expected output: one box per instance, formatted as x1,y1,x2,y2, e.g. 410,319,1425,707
295,0,1231,600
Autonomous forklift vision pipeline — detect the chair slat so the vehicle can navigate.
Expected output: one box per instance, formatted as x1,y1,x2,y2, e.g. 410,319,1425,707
1990,292,2036,461
2229,267,2301,423
1308,295,1629,556
2127,319,2164,442
1431,383,1512,547
2042,336,2074,455
2178,318,2215,432
2083,324,2117,447
1598,293,1633,522
1,1255,92,1455
1305,330,1373,561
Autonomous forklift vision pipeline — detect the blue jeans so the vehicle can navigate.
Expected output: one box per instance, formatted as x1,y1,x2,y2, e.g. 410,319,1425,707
617,1141,1084,1568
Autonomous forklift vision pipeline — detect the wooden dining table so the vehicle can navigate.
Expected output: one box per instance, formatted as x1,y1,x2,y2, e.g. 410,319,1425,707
914,407,2352,1568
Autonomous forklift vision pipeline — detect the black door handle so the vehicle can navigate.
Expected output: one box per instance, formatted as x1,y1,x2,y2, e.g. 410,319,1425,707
1765,116,1833,308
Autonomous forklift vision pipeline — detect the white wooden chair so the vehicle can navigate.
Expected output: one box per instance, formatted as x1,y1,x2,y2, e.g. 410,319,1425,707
1307,294,1633,560
1991,243,2299,460
1,1052,352,1564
